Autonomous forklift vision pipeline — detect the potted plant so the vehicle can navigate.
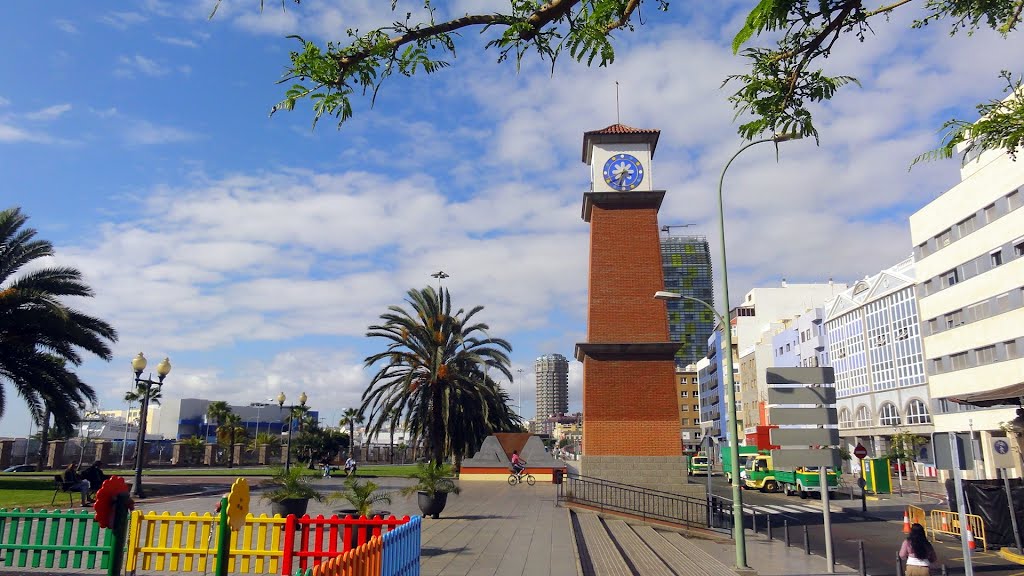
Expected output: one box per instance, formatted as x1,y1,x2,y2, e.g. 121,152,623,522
262,466,324,518
331,478,393,549
401,462,461,519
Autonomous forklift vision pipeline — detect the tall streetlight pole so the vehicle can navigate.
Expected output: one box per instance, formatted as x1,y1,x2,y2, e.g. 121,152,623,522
430,270,449,294
277,391,308,473
658,132,800,570
516,368,524,419
131,352,171,498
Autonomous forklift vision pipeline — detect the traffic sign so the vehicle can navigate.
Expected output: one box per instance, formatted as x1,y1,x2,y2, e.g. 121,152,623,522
853,443,867,460
932,432,974,470
992,437,1015,469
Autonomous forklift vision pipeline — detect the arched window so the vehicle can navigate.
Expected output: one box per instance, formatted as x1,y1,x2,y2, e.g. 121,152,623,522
879,402,901,426
839,408,853,429
905,399,931,425
855,405,871,428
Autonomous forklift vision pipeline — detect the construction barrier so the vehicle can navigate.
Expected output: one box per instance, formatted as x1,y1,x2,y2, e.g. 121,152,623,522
285,514,410,575
929,509,987,551
907,505,927,528
0,508,121,575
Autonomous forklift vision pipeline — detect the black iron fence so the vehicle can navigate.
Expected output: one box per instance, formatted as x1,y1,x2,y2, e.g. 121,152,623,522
556,473,728,532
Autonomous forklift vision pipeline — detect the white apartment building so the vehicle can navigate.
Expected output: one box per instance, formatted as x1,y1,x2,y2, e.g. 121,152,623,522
909,135,1024,479
823,257,935,474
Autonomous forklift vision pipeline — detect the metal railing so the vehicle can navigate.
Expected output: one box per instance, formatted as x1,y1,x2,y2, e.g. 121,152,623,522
556,473,724,531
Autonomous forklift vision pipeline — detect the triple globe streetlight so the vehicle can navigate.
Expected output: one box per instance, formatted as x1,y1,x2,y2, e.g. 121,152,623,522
130,352,171,499
277,391,307,473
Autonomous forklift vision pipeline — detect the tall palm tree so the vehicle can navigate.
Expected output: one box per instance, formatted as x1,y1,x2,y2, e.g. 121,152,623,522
216,413,247,468
361,286,518,467
206,401,231,445
124,382,162,407
0,207,116,422
339,407,364,456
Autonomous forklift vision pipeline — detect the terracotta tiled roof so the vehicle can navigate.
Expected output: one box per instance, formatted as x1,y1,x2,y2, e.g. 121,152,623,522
583,123,661,136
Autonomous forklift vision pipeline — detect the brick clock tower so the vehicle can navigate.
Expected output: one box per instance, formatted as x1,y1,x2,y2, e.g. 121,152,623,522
575,124,693,495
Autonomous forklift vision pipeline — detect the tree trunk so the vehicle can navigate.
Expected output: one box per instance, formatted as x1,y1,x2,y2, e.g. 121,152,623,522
389,429,395,464
35,411,51,471
228,430,234,468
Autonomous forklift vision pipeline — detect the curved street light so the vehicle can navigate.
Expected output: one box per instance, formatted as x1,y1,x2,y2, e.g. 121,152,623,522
658,132,801,570
130,352,171,498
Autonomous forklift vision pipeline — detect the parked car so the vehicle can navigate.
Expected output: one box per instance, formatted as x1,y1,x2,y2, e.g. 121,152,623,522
2,464,37,473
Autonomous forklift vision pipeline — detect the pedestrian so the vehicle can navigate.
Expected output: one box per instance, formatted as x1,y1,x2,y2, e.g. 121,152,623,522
899,523,937,576
80,460,108,494
62,462,92,506
344,455,357,478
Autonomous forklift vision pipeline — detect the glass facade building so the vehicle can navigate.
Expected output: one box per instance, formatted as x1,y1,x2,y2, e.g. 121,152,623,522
661,235,714,368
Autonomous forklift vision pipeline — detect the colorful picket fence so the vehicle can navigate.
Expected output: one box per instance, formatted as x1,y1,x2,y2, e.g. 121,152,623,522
381,516,420,576
127,511,286,573
292,517,421,576
284,514,410,575
0,508,117,574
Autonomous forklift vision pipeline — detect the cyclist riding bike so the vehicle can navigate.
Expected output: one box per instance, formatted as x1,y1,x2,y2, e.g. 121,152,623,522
511,450,527,478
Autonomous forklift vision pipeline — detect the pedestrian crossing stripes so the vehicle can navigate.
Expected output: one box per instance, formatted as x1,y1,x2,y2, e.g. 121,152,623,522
743,503,834,516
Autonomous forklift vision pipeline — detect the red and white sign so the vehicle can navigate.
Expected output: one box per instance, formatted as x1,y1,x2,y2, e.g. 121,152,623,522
854,443,868,460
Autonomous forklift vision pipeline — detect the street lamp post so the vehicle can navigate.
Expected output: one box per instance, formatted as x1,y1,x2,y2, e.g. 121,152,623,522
277,391,308,473
130,352,171,498
654,130,799,571
516,368,524,419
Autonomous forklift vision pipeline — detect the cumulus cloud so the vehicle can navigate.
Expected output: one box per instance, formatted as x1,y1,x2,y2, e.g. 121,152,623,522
114,54,169,77
123,118,199,145
25,103,72,121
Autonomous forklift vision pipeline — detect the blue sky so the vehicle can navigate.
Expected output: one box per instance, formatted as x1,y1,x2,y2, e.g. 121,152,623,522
2,1,1022,436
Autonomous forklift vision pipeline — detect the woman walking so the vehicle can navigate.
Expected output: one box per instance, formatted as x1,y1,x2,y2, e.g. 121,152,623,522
899,523,938,575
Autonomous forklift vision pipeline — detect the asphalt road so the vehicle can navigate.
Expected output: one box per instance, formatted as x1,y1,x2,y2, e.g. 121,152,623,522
700,474,1024,576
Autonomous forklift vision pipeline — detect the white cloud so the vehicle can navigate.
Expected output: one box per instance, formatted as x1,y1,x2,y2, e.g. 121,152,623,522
123,119,199,145
157,35,199,48
115,54,169,77
54,19,78,34
101,11,148,30
0,96,10,106
25,103,72,121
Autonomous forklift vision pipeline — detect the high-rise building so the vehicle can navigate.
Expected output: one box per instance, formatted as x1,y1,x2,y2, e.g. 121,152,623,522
909,122,1024,480
535,353,569,433
661,234,714,368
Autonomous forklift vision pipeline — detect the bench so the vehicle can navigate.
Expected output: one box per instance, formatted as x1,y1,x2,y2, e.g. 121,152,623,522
51,474,82,507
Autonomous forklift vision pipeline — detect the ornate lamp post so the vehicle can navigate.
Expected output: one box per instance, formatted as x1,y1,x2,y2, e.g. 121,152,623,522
277,391,308,473
131,352,171,498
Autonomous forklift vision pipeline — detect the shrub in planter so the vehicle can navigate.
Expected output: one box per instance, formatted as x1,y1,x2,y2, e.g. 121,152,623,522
401,462,461,519
331,478,393,549
262,467,324,519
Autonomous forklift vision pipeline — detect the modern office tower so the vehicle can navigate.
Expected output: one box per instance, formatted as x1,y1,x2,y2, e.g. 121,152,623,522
661,234,714,368
822,257,934,475
909,120,1024,480
535,354,569,434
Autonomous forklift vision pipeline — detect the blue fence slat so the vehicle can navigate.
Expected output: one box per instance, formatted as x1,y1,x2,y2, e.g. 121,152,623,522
382,516,421,576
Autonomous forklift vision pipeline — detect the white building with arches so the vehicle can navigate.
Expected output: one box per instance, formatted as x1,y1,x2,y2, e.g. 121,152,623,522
824,257,936,476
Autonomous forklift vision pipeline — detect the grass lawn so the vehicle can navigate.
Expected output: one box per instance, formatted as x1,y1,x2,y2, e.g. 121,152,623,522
0,478,85,510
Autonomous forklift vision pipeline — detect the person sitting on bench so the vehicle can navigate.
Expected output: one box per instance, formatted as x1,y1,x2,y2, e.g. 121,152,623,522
63,462,92,506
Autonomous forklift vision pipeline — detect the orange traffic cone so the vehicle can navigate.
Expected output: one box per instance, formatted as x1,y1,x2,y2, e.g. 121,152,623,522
966,527,976,551
903,509,911,534
941,513,949,532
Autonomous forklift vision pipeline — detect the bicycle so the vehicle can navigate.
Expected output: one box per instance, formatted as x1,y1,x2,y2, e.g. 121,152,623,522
507,469,535,486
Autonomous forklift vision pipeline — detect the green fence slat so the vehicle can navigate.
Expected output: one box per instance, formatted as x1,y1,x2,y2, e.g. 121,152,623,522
87,516,101,568
46,516,59,568
59,509,74,569
17,509,33,567
100,522,112,570
1,509,12,567
73,514,86,569
32,510,45,568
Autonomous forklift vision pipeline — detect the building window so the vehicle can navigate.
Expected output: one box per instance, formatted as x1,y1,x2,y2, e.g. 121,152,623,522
1009,190,1022,211
855,405,871,428
937,229,952,246
945,310,963,328
1016,239,1024,258
956,215,977,237
879,403,901,426
943,269,959,288
839,408,852,429
905,399,931,425
951,352,969,370
681,405,689,411
984,203,998,223
1007,340,1020,360
785,343,791,352
680,391,688,397
977,345,996,365
992,250,1004,267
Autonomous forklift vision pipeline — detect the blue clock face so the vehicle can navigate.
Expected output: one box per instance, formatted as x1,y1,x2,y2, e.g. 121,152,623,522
602,153,644,191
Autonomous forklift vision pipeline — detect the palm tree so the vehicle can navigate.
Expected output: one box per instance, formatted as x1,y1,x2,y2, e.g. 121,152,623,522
124,382,162,407
205,401,232,461
0,207,116,423
339,408,364,458
216,413,247,468
361,286,518,467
